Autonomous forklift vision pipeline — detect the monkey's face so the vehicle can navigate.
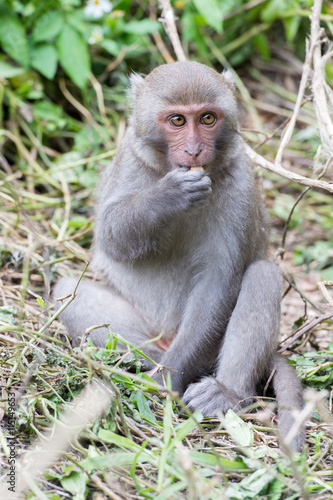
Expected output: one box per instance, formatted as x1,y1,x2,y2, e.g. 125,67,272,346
157,103,225,170
130,61,239,173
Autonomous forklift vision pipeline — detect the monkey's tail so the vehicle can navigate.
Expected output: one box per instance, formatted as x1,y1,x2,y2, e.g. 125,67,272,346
270,354,305,452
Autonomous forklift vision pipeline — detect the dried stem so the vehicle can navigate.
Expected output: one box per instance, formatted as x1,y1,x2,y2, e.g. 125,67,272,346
158,0,186,61
318,281,333,308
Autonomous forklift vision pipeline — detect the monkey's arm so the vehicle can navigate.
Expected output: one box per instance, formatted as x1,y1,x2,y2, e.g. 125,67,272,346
96,168,212,261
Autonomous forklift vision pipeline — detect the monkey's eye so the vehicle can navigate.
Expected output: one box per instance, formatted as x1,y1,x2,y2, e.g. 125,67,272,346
169,115,186,127
200,113,216,125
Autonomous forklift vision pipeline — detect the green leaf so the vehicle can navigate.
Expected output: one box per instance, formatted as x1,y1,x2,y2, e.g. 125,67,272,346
66,11,88,36
36,297,46,309
101,39,120,56
34,101,64,123
225,468,275,499
68,216,89,229
193,0,223,33
98,429,141,451
123,20,161,35
132,390,157,424
173,412,203,444
60,471,88,499
0,61,25,78
0,8,29,67
32,11,63,42
56,24,90,88
223,409,254,447
190,450,247,470
320,265,333,281
80,451,153,472
0,306,16,325
31,44,58,79
261,0,289,22
252,33,270,59
284,15,301,42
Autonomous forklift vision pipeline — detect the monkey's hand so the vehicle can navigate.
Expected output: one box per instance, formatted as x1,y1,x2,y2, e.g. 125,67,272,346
182,377,245,416
161,168,212,209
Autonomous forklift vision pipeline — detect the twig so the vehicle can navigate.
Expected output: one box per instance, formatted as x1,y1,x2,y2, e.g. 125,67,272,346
282,272,324,314
150,0,174,63
158,0,186,61
312,0,333,154
59,78,112,147
275,38,314,166
278,311,333,353
245,144,333,193
98,46,127,83
50,149,116,173
90,474,124,500
318,281,333,308
0,129,60,189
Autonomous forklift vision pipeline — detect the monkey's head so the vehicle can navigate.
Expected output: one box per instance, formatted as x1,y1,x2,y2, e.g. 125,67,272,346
129,61,239,173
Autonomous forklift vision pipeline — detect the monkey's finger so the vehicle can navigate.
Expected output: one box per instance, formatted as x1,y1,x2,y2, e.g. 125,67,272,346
183,176,212,189
182,168,207,180
186,183,212,195
189,192,212,205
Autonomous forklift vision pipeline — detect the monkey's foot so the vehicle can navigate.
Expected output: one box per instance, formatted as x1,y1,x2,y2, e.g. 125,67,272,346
182,377,244,416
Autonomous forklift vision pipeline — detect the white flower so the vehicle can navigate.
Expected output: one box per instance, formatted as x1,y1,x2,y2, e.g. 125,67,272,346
88,26,104,44
84,0,112,19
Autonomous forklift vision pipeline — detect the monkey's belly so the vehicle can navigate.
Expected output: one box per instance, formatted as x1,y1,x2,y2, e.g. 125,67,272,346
94,252,190,338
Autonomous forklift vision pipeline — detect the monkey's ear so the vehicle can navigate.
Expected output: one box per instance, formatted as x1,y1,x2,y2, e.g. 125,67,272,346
129,73,145,102
222,69,236,91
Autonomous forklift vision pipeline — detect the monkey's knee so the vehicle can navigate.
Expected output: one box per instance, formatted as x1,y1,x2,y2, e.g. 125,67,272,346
243,260,282,299
53,277,94,346
53,277,78,305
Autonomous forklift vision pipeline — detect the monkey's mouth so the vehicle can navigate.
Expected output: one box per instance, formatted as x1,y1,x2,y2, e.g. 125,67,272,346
176,163,206,170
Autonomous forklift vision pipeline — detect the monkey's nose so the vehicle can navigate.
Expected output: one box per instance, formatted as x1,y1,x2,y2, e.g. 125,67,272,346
184,145,202,158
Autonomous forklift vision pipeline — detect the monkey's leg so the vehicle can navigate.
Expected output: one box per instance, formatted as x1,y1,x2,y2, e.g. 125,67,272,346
183,260,282,413
53,278,163,365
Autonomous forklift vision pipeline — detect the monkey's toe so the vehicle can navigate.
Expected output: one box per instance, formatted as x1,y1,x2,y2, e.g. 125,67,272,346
182,376,241,417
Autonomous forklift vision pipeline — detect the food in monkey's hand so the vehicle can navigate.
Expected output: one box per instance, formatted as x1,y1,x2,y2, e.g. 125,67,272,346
190,166,204,171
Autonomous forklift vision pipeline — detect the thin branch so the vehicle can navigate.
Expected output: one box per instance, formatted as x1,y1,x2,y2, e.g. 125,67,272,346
312,0,333,154
245,144,333,193
158,0,187,61
275,37,314,166
318,281,333,308
278,312,333,353
150,0,175,63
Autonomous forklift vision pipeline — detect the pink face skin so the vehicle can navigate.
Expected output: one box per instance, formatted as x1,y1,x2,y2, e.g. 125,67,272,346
157,103,224,170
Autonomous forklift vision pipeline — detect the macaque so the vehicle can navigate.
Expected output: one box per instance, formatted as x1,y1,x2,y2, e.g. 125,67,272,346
54,61,305,451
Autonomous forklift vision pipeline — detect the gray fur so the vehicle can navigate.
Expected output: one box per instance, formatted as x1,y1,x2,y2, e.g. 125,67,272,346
53,61,305,451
